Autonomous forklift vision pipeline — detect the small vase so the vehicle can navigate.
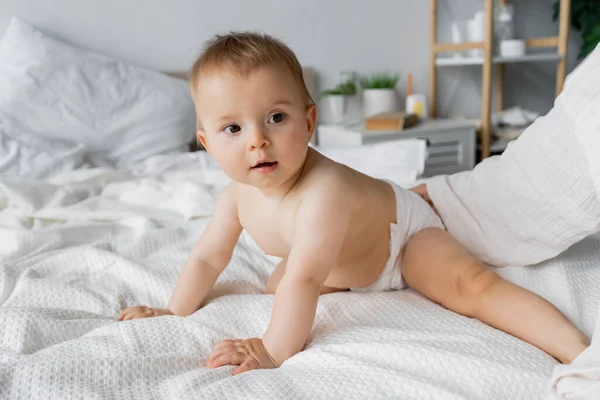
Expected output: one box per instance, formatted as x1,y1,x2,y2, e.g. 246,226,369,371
327,95,347,124
362,89,398,117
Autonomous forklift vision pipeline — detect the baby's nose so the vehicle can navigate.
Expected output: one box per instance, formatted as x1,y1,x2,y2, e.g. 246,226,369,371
248,128,271,150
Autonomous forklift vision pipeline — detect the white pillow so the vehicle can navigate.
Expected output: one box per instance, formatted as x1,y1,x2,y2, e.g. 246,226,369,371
426,44,600,267
0,128,86,179
314,139,427,186
0,17,196,168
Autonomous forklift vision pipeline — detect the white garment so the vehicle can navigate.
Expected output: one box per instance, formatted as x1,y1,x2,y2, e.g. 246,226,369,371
425,43,600,399
351,180,444,292
426,43,600,269
550,314,600,400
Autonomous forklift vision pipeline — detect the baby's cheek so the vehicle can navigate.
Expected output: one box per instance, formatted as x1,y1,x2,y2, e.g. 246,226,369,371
210,150,241,178
220,159,245,179
288,137,310,163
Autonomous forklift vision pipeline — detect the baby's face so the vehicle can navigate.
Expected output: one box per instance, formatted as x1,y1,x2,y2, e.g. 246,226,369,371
193,64,316,189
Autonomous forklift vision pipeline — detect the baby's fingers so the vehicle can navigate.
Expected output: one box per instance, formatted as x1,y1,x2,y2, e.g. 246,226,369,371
208,340,236,363
119,306,148,321
410,184,427,197
209,351,246,369
119,309,133,320
233,359,259,375
131,311,153,320
120,310,140,321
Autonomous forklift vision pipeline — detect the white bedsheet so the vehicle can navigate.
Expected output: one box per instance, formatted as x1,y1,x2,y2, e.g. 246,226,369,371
1,153,599,400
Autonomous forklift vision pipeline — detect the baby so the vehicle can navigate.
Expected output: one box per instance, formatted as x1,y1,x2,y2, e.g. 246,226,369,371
119,32,589,374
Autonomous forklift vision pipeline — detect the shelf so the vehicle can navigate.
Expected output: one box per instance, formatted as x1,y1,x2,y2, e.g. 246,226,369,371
436,53,564,66
429,0,571,160
437,56,487,66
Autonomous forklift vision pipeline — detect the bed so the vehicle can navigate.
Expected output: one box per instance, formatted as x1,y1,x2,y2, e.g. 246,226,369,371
1,17,599,400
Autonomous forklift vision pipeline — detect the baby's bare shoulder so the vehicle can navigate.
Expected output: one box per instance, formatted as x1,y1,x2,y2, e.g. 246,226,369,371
213,181,240,215
291,156,358,241
218,181,239,203
301,153,358,197
300,150,392,214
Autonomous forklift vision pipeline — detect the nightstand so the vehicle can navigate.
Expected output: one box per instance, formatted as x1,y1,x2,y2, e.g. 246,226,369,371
317,119,477,177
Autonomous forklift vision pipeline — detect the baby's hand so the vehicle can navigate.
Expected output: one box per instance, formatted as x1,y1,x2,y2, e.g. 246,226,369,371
207,338,278,375
118,306,173,321
410,183,432,204
410,184,439,216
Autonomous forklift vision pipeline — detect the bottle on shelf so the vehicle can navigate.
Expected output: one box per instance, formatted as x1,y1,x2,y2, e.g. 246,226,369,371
405,73,428,120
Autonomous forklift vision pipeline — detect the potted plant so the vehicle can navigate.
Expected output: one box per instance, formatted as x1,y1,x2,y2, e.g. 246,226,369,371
360,73,400,117
553,0,600,58
319,80,357,124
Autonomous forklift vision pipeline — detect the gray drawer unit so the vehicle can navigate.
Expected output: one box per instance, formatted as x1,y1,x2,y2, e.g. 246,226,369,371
317,119,477,177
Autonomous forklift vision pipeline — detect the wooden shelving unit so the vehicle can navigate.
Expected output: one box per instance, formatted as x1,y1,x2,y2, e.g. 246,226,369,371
429,0,571,159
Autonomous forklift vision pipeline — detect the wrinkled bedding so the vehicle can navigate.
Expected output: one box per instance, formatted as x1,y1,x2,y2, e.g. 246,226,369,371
0,152,599,400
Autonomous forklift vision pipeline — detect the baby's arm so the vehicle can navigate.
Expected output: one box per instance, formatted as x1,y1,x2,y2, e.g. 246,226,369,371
207,176,354,374
402,227,589,364
262,179,353,363
119,184,242,320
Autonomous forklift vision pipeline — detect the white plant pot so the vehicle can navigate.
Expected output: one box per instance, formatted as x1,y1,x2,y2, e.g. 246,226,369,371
362,89,398,117
327,95,347,124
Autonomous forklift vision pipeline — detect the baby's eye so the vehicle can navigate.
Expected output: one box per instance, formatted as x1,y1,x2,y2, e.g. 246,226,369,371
223,124,241,134
268,113,286,124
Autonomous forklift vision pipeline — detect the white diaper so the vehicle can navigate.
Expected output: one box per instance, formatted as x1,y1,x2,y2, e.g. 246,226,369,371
351,180,445,292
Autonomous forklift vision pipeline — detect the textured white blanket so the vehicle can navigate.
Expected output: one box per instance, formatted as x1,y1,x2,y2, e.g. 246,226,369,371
1,152,599,399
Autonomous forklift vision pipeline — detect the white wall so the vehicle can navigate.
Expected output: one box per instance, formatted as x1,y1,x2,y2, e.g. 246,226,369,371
0,0,583,120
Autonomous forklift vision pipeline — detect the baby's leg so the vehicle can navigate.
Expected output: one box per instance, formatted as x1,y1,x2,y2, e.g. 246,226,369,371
265,259,345,295
402,228,589,364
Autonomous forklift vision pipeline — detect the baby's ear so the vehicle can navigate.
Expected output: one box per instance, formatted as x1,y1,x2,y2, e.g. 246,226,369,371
305,104,317,141
196,130,210,151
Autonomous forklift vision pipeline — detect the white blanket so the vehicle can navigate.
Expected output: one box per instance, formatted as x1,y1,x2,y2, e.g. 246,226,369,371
1,152,599,400
426,44,600,400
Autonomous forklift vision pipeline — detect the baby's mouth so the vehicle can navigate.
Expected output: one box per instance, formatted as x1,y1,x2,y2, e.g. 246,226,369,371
252,161,278,169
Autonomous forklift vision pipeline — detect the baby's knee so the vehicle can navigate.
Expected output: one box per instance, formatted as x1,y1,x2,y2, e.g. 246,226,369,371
450,260,498,317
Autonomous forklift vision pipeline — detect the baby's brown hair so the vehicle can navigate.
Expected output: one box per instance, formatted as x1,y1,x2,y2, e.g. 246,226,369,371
189,32,314,106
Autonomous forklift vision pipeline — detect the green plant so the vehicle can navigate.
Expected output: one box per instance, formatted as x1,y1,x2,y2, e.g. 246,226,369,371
360,73,399,90
553,0,600,58
319,80,357,98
